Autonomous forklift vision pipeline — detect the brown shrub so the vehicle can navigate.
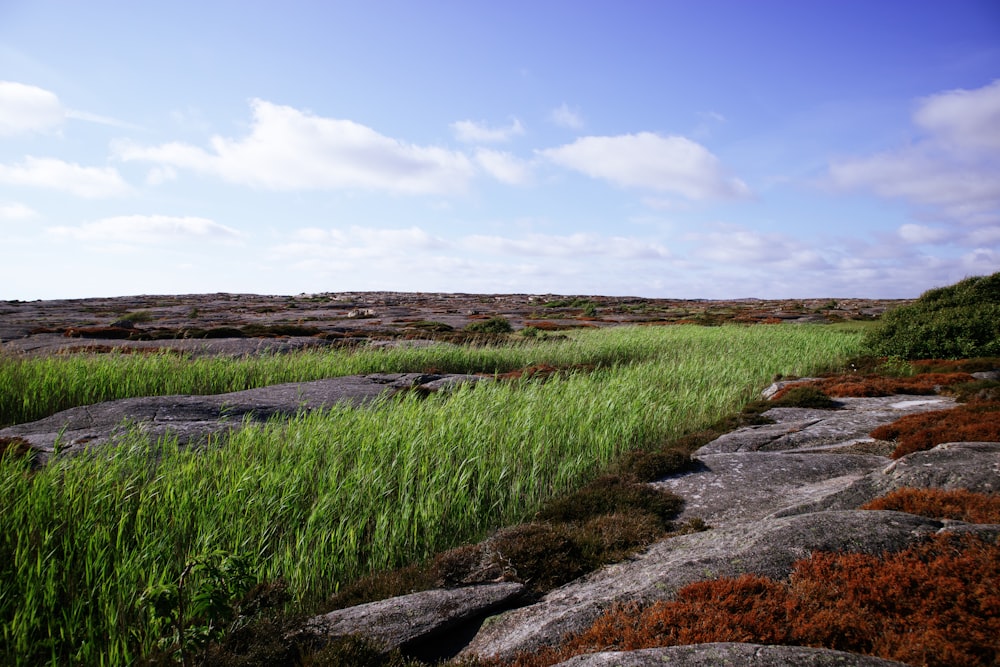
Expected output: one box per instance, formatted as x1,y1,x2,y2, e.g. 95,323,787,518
776,373,974,399
617,449,691,482
869,401,1000,458
911,358,1000,374
535,476,682,527
861,488,1000,523
489,523,591,591
514,533,1000,667
574,512,666,563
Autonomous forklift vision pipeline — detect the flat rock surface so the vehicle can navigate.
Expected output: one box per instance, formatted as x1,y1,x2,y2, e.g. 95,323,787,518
697,395,956,454
553,644,909,666
653,452,888,527
774,441,1000,518
0,373,484,462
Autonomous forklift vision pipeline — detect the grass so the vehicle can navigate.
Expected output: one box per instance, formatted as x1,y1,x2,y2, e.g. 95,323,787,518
0,325,864,665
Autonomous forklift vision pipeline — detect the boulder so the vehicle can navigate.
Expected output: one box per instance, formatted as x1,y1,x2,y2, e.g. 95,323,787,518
556,642,903,667
300,582,525,658
552,644,908,666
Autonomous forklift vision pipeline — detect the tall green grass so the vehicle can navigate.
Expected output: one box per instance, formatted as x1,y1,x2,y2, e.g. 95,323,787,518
0,325,863,665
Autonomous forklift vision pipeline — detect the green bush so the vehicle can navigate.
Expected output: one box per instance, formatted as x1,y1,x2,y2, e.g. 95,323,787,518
864,272,1000,359
463,316,513,334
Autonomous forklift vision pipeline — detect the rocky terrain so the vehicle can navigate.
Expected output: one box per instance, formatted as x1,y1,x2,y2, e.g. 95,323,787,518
3,292,996,666
0,292,903,357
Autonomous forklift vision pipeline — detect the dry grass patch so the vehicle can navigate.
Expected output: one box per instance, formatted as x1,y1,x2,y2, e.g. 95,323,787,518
861,488,1000,524
869,401,1000,458
774,373,973,399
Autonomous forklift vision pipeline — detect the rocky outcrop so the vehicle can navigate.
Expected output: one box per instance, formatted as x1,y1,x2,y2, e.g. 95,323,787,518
449,392,1000,663
0,373,484,463
551,644,909,666
459,511,1000,661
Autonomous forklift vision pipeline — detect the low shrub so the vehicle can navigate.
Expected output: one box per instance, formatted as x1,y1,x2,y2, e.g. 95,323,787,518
464,317,513,334
515,533,1000,667
870,401,1000,458
911,358,1000,374
767,385,841,409
535,476,683,527
617,449,691,482
489,523,591,591
861,488,1000,523
941,379,1000,403
863,272,1000,359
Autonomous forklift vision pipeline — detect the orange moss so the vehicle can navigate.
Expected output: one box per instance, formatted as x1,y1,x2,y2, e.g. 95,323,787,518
511,533,1000,667
774,373,974,400
869,402,1000,458
861,488,1000,523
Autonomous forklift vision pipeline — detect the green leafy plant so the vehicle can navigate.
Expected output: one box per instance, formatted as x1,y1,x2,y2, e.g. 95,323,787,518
141,550,255,667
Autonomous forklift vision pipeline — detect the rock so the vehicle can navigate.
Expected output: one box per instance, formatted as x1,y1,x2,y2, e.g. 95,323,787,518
760,378,818,399
552,644,908,666
773,441,1000,518
697,395,956,454
972,370,1000,381
300,583,525,658
0,373,485,463
653,452,889,527
460,510,968,661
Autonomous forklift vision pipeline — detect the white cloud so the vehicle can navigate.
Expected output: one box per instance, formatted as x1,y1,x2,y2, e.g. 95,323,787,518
550,103,584,130
49,215,241,244
0,81,64,136
914,79,1000,151
274,225,448,260
897,223,952,244
115,99,476,195
688,224,829,270
463,231,670,260
0,202,39,221
473,149,532,185
828,80,1000,229
540,133,751,200
0,157,131,198
451,118,524,143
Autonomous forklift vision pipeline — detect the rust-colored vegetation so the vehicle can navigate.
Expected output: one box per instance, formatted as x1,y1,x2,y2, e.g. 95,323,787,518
510,533,1000,667
773,373,974,400
869,401,1000,458
861,488,1000,523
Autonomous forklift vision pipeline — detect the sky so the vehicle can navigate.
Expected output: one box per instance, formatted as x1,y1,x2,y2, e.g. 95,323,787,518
1,1,999,300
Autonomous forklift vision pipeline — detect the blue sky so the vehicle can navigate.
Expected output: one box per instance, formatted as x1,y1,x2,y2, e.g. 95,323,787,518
1,1,998,300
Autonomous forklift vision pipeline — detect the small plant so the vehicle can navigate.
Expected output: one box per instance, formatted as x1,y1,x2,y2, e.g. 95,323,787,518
141,550,255,667
618,449,691,482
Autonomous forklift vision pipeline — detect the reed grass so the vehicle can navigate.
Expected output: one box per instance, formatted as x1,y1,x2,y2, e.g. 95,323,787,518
0,325,863,665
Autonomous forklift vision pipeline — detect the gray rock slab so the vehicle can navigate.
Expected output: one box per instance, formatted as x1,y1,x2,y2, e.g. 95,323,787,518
460,510,968,661
773,441,1000,518
301,583,525,653
653,452,889,527
697,395,956,455
0,373,484,463
553,644,908,666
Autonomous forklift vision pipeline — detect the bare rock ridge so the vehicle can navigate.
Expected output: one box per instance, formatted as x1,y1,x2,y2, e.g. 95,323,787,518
0,373,484,464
